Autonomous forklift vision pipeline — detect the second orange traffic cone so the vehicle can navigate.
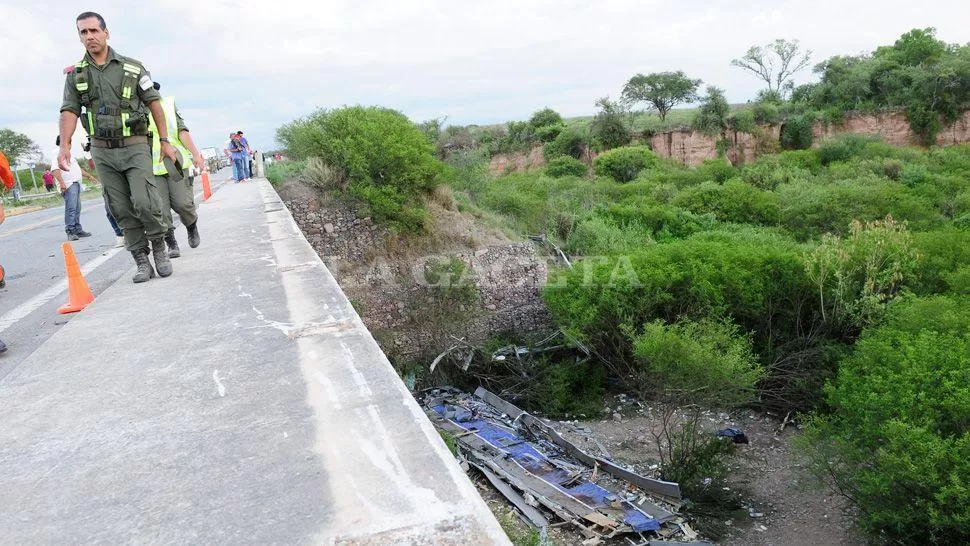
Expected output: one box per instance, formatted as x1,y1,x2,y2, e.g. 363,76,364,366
58,242,94,314
201,170,212,201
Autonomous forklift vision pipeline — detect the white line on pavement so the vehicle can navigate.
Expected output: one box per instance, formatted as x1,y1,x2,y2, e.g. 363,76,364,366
0,246,125,335
0,177,228,335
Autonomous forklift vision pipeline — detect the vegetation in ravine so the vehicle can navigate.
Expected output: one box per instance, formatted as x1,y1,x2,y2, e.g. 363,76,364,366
270,27,970,544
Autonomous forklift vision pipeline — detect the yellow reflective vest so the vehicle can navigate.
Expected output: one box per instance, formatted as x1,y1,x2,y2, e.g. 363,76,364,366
148,97,193,176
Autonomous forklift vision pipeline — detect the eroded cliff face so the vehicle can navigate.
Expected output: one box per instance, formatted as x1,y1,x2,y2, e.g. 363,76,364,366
490,110,970,172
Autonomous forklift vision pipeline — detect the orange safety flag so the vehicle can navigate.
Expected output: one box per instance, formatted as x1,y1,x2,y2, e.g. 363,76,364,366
0,151,15,190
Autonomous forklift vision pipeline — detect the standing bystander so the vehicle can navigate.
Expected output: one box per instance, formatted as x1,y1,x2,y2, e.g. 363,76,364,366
228,133,248,182
51,136,98,240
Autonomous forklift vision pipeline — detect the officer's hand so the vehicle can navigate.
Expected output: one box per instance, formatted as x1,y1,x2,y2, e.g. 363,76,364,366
192,153,204,171
160,141,178,162
57,148,73,171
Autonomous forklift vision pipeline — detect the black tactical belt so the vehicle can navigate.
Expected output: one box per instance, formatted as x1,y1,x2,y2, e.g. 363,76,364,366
89,136,149,149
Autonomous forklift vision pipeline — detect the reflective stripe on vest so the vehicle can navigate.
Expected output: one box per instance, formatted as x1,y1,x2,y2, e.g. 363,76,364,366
148,97,193,176
120,112,131,137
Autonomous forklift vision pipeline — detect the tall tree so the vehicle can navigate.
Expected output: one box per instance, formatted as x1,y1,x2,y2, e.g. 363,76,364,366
590,97,631,150
692,86,731,138
0,129,40,166
731,39,812,95
621,71,702,122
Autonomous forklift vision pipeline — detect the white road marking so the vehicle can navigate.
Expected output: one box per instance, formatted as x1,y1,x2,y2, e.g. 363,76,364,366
0,176,229,335
0,246,124,335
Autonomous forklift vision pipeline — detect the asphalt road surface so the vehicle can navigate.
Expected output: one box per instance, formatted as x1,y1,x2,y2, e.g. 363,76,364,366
0,168,232,378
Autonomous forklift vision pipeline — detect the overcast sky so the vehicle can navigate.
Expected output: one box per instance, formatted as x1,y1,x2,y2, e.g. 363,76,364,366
1,0,967,165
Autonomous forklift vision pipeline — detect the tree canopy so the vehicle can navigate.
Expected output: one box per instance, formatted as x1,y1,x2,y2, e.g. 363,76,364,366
621,71,702,122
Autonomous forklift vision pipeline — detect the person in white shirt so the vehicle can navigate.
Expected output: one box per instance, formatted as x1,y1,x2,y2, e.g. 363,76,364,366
51,136,97,241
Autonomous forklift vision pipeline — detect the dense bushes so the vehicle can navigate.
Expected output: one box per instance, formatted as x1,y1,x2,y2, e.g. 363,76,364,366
673,179,779,225
593,146,657,182
276,106,445,231
911,228,970,295
803,295,970,544
590,97,631,150
779,114,814,150
543,127,584,160
545,156,587,178
797,28,970,144
543,231,819,404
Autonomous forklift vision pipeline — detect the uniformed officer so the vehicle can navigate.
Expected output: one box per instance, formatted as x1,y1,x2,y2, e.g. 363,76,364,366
148,83,203,258
58,11,178,283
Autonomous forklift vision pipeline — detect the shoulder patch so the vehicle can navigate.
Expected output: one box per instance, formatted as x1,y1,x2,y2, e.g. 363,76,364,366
63,65,74,74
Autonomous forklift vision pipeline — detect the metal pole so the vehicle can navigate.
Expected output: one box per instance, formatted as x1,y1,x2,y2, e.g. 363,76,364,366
29,166,38,193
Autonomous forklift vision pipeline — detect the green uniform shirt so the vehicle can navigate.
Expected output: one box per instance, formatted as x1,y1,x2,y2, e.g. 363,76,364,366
60,47,162,134
175,110,189,134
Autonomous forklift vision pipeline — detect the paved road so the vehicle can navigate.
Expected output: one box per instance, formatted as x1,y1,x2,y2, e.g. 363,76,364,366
0,168,232,378
0,179,507,544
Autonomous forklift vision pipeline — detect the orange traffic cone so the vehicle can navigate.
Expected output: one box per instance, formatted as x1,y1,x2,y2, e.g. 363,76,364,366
58,242,94,314
201,171,212,201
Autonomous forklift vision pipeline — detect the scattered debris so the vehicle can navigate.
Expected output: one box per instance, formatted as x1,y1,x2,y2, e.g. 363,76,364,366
715,428,749,444
422,387,712,544
528,234,572,268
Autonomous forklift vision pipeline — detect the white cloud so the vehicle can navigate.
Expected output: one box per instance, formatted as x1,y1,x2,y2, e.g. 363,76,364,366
1,0,968,163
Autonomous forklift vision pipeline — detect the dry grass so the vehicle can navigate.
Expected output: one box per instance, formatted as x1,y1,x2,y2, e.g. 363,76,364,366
428,184,457,211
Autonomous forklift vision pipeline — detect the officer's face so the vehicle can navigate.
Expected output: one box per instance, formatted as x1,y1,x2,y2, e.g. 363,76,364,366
76,18,109,55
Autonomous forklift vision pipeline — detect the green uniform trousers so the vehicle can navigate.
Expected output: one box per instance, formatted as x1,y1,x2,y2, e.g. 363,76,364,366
91,144,167,252
156,171,198,230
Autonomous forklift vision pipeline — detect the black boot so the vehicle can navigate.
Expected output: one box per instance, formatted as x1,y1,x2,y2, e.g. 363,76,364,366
131,248,156,283
186,222,201,248
151,238,173,277
165,229,181,258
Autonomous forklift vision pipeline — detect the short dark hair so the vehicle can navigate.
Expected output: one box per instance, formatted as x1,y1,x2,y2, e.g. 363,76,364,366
76,12,106,30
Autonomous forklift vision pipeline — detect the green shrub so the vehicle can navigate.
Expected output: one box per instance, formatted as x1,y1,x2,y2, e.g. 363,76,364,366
776,149,822,173
546,156,587,178
630,318,763,406
445,149,489,197
728,109,757,133
497,120,536,153
564,215,657,255
529,107,564,130
752,102,781,125
741,156,815,190
534,123,565,143
817,134,880,165
276,106,444,231
593,146,657,182
531,359,606,417
543,127,584,160
544,230,815,372
912,228,970,295
673,179,780,226
804,216,921,333
630,317,761,536
778,180,941,240
587,200,715,242
780,114,815,150
694,159,738,183
473,172,613,236
264,160,307,186
590,98,631,151
802,295,970,545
